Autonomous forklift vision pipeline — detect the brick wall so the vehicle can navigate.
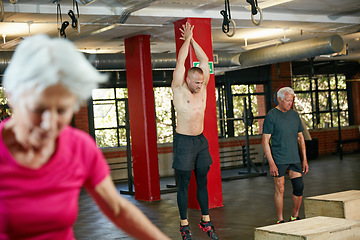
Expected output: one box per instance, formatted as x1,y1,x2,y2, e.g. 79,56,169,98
256,84,266,133
270,62,292,107
74,106,90,134
102,148,127,159
309,126,360,155
218,136,262,148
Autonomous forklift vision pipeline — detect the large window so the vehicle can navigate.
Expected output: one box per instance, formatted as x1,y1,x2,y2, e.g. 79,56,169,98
0,87,11,121
91,87,174,148
154,87,174,143
293,74,348,129
90,82,267,148
217,83,266,138
92,88,129,148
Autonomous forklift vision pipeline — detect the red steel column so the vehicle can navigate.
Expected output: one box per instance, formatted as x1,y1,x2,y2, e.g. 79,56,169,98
174,18,223,209
124,35,161,201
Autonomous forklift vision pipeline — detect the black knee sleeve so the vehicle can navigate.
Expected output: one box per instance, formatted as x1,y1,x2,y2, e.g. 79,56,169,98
291,177,304,197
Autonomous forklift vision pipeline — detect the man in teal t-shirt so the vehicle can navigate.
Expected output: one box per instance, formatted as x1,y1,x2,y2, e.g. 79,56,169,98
262,87,309,224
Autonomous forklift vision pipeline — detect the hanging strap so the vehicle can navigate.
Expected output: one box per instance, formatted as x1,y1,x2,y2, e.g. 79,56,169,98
68,10,77,29
56,1,62,37
220,0,236,37
60,21,69,38
246,0,263,26
69,0,80,32
220,0,231,34
0,0,4,22
57,1,69,38
246,0,258,15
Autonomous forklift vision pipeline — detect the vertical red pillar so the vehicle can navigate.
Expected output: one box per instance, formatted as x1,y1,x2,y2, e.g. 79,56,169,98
124,35,161,201
174,18,223,209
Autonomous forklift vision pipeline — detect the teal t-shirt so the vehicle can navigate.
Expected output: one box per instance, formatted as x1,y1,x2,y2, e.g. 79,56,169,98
263,108,304,164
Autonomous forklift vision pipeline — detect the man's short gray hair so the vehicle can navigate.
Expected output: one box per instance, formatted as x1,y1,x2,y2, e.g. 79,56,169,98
277,87,295,100
3,34,108,110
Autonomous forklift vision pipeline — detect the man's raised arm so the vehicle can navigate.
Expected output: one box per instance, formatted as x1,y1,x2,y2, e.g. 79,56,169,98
190,38,210,86
172,22,193,89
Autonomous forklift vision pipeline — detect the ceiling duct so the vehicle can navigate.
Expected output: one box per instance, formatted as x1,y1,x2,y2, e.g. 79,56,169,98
0,51,13,74
87,52,240,70
0,52,240,74
0,35,344,75
87,35,344,71
239,34,344,67
118,0,157,24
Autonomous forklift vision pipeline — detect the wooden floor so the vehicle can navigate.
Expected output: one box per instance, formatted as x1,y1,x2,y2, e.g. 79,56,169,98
74,153,360,240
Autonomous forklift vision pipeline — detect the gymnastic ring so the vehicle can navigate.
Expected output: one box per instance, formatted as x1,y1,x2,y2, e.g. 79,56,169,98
0,0,4,22
9,0,18,4
226,19,236,37
251,6,263,26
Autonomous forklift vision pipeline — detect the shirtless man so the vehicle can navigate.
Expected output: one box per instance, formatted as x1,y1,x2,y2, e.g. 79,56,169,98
171,22,218,240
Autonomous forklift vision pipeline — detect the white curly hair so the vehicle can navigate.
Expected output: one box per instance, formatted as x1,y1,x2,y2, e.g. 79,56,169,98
3,34,108,110
277,87,295,100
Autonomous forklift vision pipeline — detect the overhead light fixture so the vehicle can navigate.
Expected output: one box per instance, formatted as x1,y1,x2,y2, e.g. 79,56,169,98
280,28,290,42
0,36,23,49
242,38,283,50
75,0,97,5
246,0,293,10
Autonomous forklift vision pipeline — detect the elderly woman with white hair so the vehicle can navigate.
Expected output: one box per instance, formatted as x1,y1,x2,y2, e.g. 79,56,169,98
0,35,170,240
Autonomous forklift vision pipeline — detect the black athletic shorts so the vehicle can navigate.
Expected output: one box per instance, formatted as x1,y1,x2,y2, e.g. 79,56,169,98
276,162,302,177
172,133,213,171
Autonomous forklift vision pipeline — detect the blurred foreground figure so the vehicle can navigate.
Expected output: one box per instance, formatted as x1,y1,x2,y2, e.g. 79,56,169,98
0,35,170,240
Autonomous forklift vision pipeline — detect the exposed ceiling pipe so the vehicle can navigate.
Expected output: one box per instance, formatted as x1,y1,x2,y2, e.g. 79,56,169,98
118,0,158,24
0,51,13,74
0,35,344,75
0,51,240,74
87,52,241,70
239,34,344,67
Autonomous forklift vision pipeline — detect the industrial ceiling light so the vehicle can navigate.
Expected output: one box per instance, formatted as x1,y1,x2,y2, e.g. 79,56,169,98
75,0,97,5
245,0,294,12
0,36,23,49
242,38,283,50
255,0,294,9
241,28,291,50
280,28,290,43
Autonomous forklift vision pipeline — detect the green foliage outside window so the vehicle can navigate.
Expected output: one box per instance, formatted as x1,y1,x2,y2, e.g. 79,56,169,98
231,84,264,136
154,87,173,143
0,87,11,121
0,87,7,105
92,88,128,148
293,74,348,129
92,87,174,148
